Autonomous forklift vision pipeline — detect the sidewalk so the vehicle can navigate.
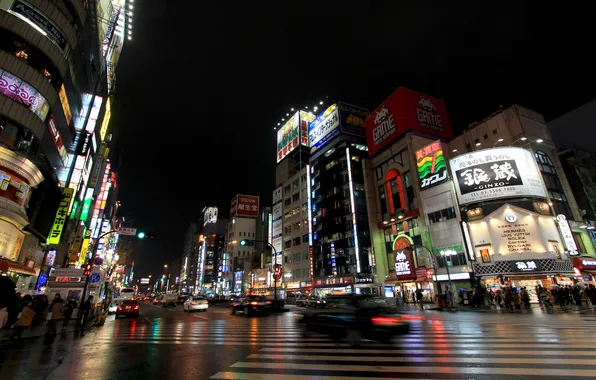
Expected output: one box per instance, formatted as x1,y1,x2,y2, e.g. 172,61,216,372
0,315,99,343
399,303,596,314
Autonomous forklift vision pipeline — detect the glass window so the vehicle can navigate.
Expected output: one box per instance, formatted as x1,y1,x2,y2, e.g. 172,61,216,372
573,232,587,253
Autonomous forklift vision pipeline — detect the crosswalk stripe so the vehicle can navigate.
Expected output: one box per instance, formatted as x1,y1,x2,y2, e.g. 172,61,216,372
247,353,596,365
229,362,596,377
259,347,596,356
210,373,433,380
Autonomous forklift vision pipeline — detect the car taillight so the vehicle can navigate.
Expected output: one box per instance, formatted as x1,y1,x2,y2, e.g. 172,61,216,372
250,301,258,305
200,301,208,304
117,305,123,310
191,302,197,305
134,305,139,310
371,316,401,325
266,301,271,304
401,315,425,320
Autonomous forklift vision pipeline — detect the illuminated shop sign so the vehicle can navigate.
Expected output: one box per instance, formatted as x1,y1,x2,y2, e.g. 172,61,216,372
100,98,111,141
230,194,259,218
309,105,339,152
47,115,68,165
203,207,218,226
0,69,49,121
276,111,315,163
85,96,104,133
10,0,68,51
58,84,72,125
47,188,74,244
80,188,94,221
416,140,448,189
0,168,31,206
393,235,416,279
556,214,579,256
76,131,92,156
450,147,547,205
510,260,542,273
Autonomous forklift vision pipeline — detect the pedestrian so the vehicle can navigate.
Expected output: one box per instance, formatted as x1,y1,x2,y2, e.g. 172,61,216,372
79,296,93,329
10,298,34,340
416,288,423,307
520,287,531,309
46,294,64,336
580,286,590,307
62,298,77,330
588,284,596,306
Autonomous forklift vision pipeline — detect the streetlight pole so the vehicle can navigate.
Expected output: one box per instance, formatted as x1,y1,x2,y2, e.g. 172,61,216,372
440,249,457,305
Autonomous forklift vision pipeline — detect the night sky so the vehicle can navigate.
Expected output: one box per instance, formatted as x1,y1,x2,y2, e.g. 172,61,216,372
110,2,595,278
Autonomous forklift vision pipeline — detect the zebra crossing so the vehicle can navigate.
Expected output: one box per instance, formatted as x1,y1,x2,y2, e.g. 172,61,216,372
207,316,596,379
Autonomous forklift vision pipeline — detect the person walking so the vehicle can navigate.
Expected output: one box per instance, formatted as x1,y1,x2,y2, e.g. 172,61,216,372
520,287,531,309
79,296,93,330
46,294,64,336
10,298,34,340
62,298,77,330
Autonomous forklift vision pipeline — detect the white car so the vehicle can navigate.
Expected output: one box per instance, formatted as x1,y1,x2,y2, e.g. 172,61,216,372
183,296,208,312
108,298,123,314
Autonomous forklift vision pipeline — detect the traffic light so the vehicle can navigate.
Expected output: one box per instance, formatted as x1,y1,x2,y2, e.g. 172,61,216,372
240,239,254,246
83,263,92,277
137,232,156,240
426,269,432,279
273,264,282,280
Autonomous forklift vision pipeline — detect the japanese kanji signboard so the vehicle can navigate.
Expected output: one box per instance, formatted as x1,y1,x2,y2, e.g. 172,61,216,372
416,140,448,190
449,147,546,205
230,194,259,218
47,188,74,244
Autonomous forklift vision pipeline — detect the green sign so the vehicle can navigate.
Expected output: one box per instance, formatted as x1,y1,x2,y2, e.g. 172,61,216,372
80,196,93,221
71,200,79,218
433,245,463,255
446,261,453,267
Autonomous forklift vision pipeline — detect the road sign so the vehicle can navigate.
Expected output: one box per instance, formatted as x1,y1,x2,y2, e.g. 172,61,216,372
118,227,137,236
94,256,104,265
89,273,101,283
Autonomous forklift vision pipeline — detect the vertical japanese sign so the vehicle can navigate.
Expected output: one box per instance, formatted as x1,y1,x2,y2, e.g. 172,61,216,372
47,188,74,244
276,111,300,163
230,194,259,218
416,140,448,189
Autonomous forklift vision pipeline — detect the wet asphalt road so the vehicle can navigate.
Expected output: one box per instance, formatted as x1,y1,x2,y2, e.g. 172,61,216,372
1,303,596,379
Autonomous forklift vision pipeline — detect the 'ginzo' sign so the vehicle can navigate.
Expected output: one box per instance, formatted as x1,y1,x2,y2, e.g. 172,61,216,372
372,106,395,146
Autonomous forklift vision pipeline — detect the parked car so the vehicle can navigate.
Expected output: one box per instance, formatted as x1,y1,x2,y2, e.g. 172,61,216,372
183,296,209,312
299,294,415,343
231,295,272,316
115,300,140,318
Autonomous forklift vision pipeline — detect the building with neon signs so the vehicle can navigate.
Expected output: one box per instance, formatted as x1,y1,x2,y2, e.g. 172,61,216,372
308,102,375,297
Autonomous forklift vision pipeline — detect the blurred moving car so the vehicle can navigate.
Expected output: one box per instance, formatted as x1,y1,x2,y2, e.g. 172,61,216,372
183,296,209,312
120,288,135,300
299,294,415,343
296,295,324,308
108,298,123,314
178,294,190,305
116,300,140,318
162,293,178,308
152,297,163,305
231,295,272,316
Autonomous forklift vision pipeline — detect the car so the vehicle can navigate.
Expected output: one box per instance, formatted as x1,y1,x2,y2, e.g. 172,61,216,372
296,296,323,308
178,294,190,305
115,300,140,318
231,295,272,316
152,297,163,305
108,298,123,314
298,294,415,344
183,296,209,312
162,293,178,307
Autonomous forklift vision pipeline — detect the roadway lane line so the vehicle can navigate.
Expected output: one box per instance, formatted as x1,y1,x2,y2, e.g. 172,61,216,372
211,373,434,380
258,347,596,356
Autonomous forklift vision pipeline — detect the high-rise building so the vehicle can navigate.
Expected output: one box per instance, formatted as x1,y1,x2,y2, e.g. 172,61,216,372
309,103,375,297
274,109,315,297
0,1,131,297
225,194,259,294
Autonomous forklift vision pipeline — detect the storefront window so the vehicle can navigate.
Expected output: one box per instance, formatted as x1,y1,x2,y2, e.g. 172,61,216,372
436,251,467,267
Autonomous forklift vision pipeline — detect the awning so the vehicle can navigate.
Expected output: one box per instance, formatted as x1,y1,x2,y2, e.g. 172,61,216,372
0,258,36,275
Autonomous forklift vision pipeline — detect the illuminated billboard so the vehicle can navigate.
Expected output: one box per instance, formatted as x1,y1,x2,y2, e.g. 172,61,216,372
276,110,315,163
204,207,218,226
58,84,72,126
416,140,448,190
100,98,111,142
449,147,547,205
0,69,49,121
365,87,453,156
309,102,368,154
47,115,68,165
47,188,74,244
230,194,259,218
10,1,68,52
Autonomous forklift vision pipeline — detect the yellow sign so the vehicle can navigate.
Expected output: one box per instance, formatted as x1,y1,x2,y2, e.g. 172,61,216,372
58,84,72,126
47,188,74,244
78,237,90,265
100,98,111,142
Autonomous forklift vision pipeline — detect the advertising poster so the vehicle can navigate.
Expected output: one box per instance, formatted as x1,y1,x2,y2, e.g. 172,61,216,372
272,185,283,204
230,194,259,218
449,147,547,205
272,201,283,261
299,111,315,146
58,84,72,125
0,220,25,261
277,112,300,163
416,140,448,190
309,104,340,154
365,87,453,156
204,207,218,225
338,102,368,137
0,69,49,121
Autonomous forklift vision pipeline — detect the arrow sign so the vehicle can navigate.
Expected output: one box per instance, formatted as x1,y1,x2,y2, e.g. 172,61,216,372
117,227,137,236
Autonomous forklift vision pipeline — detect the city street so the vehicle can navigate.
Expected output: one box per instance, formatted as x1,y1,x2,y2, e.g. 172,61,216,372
1,304,596,379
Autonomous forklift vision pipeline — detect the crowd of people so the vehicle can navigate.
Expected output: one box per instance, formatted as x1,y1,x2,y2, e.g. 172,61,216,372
0,277,95,342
